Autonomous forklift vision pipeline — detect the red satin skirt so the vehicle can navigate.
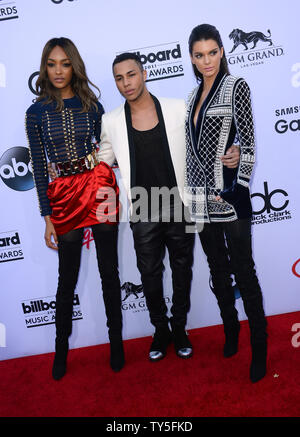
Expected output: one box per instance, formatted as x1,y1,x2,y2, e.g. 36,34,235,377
47,161,119,236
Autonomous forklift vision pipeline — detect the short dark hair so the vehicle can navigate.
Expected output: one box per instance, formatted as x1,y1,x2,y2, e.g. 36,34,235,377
112,52,143,72
188,23,230,82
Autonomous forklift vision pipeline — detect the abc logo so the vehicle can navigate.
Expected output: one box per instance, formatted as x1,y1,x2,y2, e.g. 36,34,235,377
28,71,39,96
0,147,34,191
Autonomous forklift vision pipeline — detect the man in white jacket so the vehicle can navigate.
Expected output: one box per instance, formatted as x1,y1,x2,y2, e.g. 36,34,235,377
99,53,195,362
98,52,239,363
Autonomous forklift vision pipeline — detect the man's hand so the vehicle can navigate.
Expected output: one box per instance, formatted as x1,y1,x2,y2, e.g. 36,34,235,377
216,145,240,201
48,162,57,181
221,145,240,169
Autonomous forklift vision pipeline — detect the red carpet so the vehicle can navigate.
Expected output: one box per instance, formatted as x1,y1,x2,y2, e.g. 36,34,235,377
1,311,300,418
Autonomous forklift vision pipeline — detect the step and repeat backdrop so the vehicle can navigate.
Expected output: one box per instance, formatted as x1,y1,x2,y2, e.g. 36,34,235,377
0,0,299,360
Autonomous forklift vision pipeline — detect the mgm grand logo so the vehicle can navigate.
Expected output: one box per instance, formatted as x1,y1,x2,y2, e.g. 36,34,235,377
121,281,147,313
227,28,284,69
121,281,171,313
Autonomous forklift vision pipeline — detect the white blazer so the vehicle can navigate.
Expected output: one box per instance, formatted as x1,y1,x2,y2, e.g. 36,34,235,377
98,96,187,208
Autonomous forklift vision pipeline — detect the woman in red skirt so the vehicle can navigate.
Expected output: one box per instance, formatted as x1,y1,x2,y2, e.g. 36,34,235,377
25,37,124,380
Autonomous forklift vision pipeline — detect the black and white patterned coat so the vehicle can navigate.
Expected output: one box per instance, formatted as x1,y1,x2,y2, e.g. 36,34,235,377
184,72,255,223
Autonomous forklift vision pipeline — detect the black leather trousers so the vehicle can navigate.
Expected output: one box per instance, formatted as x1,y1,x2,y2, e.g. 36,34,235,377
199,218,267,344
131,219,195,329
55,223,122,343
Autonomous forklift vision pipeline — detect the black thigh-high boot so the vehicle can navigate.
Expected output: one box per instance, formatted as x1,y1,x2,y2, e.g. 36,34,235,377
131,221,172,362
199,223,240,358
92,224,124,372
53,229,83,380
225,219,267,383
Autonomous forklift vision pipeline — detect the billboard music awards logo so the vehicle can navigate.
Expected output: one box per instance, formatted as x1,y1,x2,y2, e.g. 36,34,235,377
124,42,184,82
22,294,82,328
0,0,19,21
251,181,292,225
274,105,300,134
0,146,34,191
227,28,284,69
0,230,24,263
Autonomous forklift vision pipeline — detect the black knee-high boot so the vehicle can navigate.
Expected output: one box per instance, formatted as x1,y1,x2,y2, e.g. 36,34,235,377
103,285,124,372
243,292,267,383
224,219,268,382
199,224,240,358
53,235,83,380
212,282,240,358
232,259,267,382
233,260,267,383
92,224,124,372
208,271,240,358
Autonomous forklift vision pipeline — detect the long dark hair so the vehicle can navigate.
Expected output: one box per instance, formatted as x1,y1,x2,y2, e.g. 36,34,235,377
36,37,100,112
188,24,230,82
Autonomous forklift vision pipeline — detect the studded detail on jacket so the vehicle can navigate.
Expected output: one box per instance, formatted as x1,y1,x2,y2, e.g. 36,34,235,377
25,96,104,216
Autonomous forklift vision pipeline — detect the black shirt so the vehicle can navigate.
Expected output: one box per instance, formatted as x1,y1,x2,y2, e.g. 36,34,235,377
131,123,182,222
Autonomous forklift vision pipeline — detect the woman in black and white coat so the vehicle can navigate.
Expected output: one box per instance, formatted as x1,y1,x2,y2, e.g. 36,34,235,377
185,24,267,383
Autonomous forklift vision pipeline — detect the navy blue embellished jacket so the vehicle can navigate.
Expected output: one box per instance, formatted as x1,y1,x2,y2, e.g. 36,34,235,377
25,96,104,216
185,72,255,223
